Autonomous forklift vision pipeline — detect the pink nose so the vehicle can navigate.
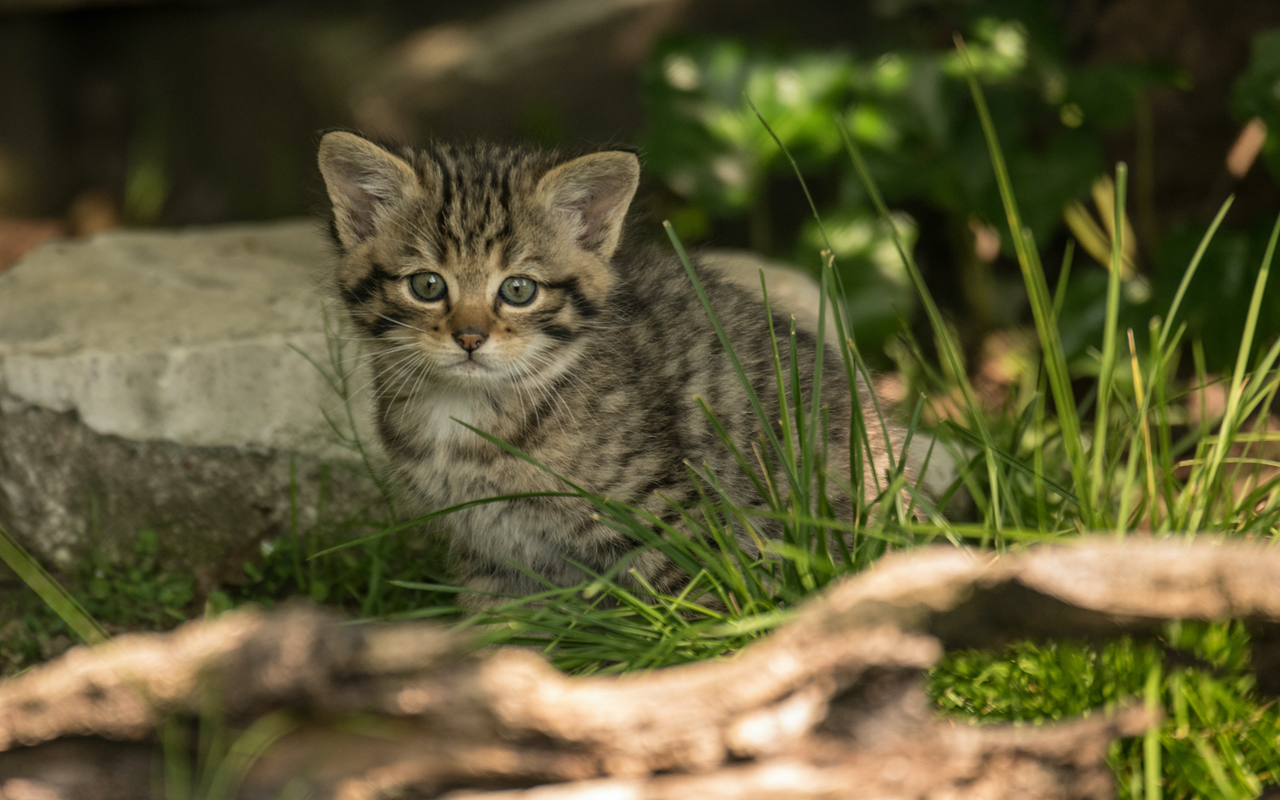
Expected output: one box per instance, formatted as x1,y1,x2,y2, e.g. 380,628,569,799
454,327,487,352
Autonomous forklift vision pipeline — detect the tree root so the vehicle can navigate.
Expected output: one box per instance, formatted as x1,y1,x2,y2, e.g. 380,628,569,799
3,537,1277,799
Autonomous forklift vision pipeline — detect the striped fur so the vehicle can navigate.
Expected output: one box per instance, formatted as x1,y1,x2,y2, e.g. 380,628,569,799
318,132,913,603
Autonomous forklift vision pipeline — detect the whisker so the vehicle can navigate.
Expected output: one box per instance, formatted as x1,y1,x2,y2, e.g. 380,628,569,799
372,311,431,336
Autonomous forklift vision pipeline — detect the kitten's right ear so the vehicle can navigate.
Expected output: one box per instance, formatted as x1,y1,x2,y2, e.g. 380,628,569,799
318,131,417,251
537,150,640,263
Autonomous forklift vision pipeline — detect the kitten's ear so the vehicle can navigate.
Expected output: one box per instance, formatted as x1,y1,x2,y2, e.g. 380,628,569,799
318,131,418,250
537,151,640,262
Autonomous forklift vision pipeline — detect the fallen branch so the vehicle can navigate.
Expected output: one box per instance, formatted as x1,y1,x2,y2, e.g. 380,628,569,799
2,537,1277,799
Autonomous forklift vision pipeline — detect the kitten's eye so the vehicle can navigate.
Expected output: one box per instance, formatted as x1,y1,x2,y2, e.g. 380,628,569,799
498,276,537,306
408,272,447,302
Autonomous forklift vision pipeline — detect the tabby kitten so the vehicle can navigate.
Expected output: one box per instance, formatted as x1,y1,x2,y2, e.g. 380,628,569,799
318,131,915,602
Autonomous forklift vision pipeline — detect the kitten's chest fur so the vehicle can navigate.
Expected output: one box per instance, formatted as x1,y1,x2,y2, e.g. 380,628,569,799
319,133,910,599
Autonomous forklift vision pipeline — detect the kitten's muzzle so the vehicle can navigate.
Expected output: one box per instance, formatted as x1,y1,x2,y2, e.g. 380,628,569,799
454,327,488,352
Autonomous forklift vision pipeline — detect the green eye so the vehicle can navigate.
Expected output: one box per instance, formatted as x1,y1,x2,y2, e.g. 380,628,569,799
408,272,447,302
498,276,537,306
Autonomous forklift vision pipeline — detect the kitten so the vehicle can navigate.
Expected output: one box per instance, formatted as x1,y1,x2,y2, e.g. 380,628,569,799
317,131,918,603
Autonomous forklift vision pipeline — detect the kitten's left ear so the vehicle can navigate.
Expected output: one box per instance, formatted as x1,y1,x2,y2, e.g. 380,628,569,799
537,151,640,262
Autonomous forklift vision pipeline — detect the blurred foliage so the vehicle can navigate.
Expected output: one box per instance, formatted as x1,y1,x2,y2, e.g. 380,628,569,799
80,528,193,628
641,14,1280,370
1233,28,1280,184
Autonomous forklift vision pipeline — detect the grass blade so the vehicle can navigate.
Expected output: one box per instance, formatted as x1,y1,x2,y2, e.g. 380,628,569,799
836,116,1008,531
1188,211,1280,530
0,522,109,645
1157,197,1234,352
1090,163,1128,523
663,223,795,487
953,34,1093,525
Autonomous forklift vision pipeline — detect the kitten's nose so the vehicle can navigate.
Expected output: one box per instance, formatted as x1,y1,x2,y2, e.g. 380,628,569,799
454,327,487,352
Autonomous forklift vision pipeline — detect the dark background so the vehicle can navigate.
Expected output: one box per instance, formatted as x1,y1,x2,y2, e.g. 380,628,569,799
3,0,1279,368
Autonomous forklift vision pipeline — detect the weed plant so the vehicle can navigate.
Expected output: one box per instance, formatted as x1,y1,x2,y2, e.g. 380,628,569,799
2,39,1279,799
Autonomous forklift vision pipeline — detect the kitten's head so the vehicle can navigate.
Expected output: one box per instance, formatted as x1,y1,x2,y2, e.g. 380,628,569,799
318,132,639,389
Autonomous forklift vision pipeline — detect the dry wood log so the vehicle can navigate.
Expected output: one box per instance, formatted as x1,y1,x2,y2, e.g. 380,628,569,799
1,537,1277,799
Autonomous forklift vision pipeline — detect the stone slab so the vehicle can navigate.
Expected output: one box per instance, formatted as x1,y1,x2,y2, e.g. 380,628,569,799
0,220,371,457
0,220,383,568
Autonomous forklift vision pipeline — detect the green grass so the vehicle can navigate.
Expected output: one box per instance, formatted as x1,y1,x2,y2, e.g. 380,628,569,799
3,38,1280,798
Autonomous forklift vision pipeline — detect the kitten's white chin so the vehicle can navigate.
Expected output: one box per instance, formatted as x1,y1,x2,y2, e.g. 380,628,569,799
448,359,487,374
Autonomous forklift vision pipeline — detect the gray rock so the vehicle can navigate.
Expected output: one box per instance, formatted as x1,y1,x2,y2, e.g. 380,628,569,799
0,220,384,570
